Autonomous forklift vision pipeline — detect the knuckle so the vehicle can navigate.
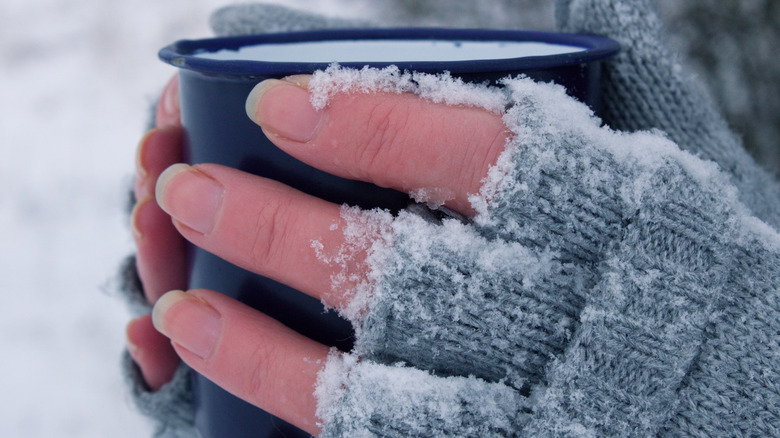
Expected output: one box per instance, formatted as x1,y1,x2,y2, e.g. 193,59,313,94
244,342,277,402
247,196,294,271
354,100,411,179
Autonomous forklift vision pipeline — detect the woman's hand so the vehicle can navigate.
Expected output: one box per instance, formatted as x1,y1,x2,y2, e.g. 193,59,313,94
127,73,509,434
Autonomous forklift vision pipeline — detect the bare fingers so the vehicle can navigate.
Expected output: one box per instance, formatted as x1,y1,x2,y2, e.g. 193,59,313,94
154,163,360,310
128,73,186,390
133,126,187,304
152,289,328,435
246,77,509,215
126,315,181,391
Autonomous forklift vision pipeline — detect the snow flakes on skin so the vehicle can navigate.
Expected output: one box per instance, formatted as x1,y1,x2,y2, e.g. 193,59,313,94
311,206,394,325
308,63,508,114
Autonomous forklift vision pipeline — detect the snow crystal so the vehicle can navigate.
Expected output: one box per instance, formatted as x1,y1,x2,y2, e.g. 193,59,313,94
311,205,395,323
308,64,508,113
315,350,529,434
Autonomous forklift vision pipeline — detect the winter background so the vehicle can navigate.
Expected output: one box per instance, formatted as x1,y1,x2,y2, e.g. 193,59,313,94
1,0,776,436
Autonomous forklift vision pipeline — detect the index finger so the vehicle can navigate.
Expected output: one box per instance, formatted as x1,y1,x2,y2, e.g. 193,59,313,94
246,77,509,216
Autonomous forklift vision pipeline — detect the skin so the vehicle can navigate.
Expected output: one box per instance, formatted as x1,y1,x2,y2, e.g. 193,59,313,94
126,73,509,435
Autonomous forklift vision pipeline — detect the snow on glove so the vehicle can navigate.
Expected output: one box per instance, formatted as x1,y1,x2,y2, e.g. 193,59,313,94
555,0,780,229
313,65,780,438
311,1,780,435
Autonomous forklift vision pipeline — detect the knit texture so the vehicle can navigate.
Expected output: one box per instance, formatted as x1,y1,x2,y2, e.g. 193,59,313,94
317,73,780,437
555,0,780,229
122,351,196,438
209,3,369,36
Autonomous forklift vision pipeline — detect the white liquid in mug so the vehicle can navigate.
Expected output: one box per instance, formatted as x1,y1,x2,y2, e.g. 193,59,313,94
195,39,585,63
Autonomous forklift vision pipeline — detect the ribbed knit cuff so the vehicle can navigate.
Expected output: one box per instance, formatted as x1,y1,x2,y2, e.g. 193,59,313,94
122,352,196,438
317,352,529,437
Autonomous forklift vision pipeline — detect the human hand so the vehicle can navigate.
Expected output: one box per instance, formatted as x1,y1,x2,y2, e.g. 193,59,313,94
143,73,508,434
124,1,780,436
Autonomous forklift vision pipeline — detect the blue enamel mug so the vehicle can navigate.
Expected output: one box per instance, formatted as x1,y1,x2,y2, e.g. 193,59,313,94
158,28,619,438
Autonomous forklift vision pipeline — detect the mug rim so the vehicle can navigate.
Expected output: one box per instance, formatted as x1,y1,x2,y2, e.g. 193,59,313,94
159,27,620,78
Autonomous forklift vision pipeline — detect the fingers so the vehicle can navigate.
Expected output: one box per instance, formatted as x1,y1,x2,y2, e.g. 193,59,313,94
155,74,180,128
246,77,509,215
155,163,363,310
127,73,185,392
152,289,328,436
132,197,188,304
134,126,183,201
133,126,187,304
126,315,181,392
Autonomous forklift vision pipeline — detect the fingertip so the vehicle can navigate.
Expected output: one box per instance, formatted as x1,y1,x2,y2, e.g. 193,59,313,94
156,74,181,128
246,78,323,142
154,163,191,214
130,196,153,240
126,315,181,392
150,290,189,336
135,125,185,201
245,79,283,123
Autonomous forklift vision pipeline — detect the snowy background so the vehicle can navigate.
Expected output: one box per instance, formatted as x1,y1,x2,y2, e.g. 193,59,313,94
1,0,775,436
0,1,366,436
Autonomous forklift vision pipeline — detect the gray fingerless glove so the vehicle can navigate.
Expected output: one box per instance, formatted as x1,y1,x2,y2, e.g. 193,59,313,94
556,0,780,229
316,71,780,438
313,1,780,435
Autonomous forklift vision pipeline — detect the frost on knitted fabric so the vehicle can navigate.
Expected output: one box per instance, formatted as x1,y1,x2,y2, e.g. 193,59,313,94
309,65,778,436
315,351,531,437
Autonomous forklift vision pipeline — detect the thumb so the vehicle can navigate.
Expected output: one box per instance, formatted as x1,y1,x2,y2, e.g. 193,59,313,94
554,0,780,230
554,0,730,157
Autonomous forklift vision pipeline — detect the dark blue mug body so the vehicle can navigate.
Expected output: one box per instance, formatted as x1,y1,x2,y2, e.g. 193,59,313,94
159,28,619,438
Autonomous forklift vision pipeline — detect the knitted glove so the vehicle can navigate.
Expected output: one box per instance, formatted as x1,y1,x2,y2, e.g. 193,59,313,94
315,63,780,438
555,0,780,229
312,0,780,436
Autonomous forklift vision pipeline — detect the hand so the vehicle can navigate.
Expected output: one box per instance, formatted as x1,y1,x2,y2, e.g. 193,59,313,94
127,0,772,433
128,73,508,433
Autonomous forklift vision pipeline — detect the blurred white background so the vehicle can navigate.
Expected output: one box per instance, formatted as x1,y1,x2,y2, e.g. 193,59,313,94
0,1,364,436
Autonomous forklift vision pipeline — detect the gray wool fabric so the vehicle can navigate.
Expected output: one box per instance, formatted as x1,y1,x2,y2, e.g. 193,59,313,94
120,1,780,437
317,73,780,437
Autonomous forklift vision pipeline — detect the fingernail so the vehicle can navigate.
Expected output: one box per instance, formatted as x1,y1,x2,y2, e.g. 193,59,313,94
126,319,141,355
156,164,224,235
130,197,152,240
246,78,323,143
152,290,222,360
161,76,180,119
136,130,155,181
